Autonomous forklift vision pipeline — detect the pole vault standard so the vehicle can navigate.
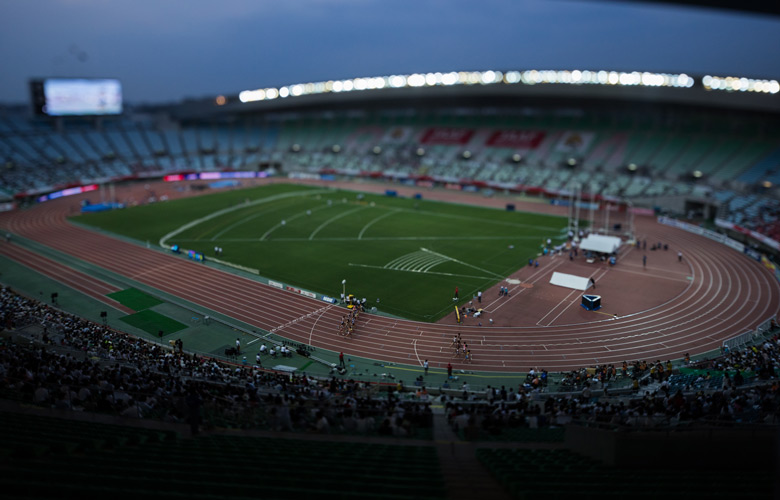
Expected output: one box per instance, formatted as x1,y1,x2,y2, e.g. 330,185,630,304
589,194,596,234
573,183,581,239
567,183,582,239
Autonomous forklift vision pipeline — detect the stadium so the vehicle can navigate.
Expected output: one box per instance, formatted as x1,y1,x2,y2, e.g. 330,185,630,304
2,2,780,499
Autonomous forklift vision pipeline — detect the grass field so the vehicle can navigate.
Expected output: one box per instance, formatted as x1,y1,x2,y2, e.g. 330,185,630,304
74,183,568,322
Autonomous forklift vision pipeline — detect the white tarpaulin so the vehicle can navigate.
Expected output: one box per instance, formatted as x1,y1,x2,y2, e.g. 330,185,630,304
550,272,591,291
579,234,622,254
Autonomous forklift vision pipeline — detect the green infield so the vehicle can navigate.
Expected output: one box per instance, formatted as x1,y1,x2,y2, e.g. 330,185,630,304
118,309,188,336
74,183,568,322
107,288,163,311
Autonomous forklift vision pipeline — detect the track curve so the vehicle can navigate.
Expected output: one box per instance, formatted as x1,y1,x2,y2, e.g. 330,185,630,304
2,180,778,372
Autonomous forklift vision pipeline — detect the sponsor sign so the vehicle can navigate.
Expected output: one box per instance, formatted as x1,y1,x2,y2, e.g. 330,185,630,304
285,285,317,299
486,130,545,149
715,218,780,251
420,128,474,145
658,216,745,253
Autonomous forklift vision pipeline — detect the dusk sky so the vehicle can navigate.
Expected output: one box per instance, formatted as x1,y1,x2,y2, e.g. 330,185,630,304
2,0,779,104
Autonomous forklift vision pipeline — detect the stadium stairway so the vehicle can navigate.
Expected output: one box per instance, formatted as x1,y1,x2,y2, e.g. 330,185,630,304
431,406,512,500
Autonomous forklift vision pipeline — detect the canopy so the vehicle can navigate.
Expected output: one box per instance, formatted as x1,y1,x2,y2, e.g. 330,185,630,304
550,272,592,291
579,234,622,254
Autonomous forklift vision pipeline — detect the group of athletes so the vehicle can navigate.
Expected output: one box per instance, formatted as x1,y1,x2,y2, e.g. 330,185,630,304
337,306,361,337
451,333,473,363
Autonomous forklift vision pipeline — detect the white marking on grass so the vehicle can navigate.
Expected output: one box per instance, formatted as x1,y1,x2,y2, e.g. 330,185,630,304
396,206,562,231
420,247,505,279
358,209,401,240
259,202,332,241
348,262,494,280
159,189,330,248
213,235,545,243
385,250,449,272
309,206,367,240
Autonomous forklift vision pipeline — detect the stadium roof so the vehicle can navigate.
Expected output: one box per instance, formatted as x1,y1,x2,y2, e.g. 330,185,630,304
619,0,780,17
172,70,780,120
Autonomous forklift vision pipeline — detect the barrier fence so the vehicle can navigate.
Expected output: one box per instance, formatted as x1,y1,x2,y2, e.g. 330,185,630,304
658,217,778,351
722,316,776,351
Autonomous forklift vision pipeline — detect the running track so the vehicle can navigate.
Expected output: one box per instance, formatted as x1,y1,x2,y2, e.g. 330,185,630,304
2,182,779,372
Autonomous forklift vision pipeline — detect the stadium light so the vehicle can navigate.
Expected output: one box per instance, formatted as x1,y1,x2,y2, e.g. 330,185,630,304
235,68,778,105
703,75,780,94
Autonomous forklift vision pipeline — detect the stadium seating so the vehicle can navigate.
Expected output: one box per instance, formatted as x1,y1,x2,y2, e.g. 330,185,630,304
0,411,445,500
1,103,779,246
476,448,773,499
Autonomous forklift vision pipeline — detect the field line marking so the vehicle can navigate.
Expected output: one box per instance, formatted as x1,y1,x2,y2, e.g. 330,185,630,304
543,268,610,326
217,235,544,242
309,304,331,345
413,339,422,367
535,288,579,325
269,305,332,335
420,247,505,279
309,206,367,240
348,262,494,280
488,257,568,312
159,188,330,248
212,198,314,241
130,262,181,280
358,209,401,240
612,263,691,281
393,206,562,232
257,202,333,241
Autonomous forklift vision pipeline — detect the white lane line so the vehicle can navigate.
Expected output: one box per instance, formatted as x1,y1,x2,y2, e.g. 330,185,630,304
347,262,494,279
536,288,580,326
358,209,400,240
420,247,505,279
543,268,610,326
309,206,367,240
160,188,330,247
269,305,332,335
258,202,332,241
309,304,332,345
130,262,181,280
489,258,566,314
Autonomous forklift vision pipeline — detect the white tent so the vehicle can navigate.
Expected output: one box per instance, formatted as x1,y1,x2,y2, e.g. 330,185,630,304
579,234,622,254
550,272,592,291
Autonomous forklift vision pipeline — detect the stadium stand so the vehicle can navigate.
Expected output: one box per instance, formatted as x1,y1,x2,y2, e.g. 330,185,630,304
5,99,780,247
476,447,773,499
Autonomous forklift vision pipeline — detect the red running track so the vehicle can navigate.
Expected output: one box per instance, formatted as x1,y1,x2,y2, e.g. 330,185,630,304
1,181,779,372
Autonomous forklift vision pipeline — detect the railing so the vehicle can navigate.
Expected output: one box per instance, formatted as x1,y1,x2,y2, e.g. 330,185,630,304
722,316,776,351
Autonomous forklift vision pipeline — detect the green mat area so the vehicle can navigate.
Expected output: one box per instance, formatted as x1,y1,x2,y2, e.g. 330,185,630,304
118,310,187,336
107,288,164,311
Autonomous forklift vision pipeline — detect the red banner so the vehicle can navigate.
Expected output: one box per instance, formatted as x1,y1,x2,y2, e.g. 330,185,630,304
420,128,474,145
486,130,545,149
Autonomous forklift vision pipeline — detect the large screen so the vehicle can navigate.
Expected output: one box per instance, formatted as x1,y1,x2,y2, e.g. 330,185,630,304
30,78,122,116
